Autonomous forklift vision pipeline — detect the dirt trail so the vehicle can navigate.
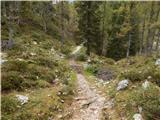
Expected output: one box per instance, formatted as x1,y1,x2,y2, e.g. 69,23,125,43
69,60,105,120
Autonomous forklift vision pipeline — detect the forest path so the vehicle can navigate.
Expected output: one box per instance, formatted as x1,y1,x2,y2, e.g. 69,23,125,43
69,59,105,120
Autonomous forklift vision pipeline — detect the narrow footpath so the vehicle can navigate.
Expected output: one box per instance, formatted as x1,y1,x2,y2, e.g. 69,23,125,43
69,60,105,120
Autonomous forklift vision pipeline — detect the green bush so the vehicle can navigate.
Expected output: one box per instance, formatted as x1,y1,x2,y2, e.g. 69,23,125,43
2,71,24,91
61,45,72,55
1,95,19,114
36,80,50,88
121,65,160,86
75,52,87,61
132,85,160,120
74,47,87,61
121,69,145,82
86,64,99,75
2,60,28,73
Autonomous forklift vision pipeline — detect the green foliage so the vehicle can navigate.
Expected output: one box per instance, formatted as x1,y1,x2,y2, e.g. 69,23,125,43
2,71,24,91
132,85,160,120
120,64,160,86
37,80,51,88
85,64,99,75
1,95,19,114
75,47,87,61
76,1,102,55
61,44,72,55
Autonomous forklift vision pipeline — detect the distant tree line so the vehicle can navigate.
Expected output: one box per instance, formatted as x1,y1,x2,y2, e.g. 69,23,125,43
75,1,160,60
1,1,78,45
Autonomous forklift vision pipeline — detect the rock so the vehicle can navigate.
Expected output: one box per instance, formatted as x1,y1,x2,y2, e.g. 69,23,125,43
117,79,129,91
30,52,36,56
33,41,37,45
0,59,8,64
17,58,24,61
57,114,63,119
87,58,91,63
138,106,143,113
155,59,160,65
60,99,64,103
147,76,152,79
16,95,29,105
133,113,143,120
142,80,149,89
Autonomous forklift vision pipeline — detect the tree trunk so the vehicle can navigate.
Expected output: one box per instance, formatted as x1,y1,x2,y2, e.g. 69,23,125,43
86,1,91,56
9,3,13,41
139,14,146,54
151,6,160,50
126,33,131,58
145,2,154,55
102,2,107,56
156,32,160,55
61,1,64,45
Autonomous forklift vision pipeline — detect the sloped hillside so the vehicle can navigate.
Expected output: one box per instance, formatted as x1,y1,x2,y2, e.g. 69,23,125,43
1,25,76,120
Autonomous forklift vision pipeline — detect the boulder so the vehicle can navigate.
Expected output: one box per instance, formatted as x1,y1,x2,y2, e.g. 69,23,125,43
117,79,129,91
133,113,143,120
155,59,160,65
16,95,29,105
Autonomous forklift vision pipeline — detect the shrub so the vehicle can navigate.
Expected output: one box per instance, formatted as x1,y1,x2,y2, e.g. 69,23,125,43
86,64,99,75
2,71,24,91
61,45,72,55
75,52,87,61
121,69,145,82
132,85,160,120
121,65,160,86
1,95,19,114
2,60,28,73
75,47,87,61
36,80,50,88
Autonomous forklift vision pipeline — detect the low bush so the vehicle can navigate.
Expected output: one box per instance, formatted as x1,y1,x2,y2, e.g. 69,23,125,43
1,95,19,115
85,64,99,75
61,45,72,55
75,47,87,61
120,64,160,86
132,85,160,120
36,80,51,88
2,71,24,91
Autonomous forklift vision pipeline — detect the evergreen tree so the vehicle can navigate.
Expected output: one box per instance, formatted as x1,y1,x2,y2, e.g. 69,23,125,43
76,1,102,55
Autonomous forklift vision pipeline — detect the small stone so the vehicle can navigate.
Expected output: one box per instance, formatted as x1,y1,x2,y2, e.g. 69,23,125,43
142,80,149,89
133,113,143,120
117,79,129,91
16,95,29,105
147,76,152,79
33,41,37,45
0,59,8,64
138,106,143,113
155,59,160,65
17,58,24,61
30,52,36,56
57,115,63,119
61,99,64,103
